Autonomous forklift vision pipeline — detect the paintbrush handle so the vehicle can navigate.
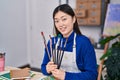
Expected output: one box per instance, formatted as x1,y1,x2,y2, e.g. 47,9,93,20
58,38,68,69
41,32,51,60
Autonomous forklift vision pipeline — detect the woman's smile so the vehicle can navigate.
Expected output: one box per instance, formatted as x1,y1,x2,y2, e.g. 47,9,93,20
59,26,67,32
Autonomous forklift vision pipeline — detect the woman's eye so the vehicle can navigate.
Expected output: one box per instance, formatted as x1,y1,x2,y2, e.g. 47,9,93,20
62,18,67,21
55,20,59,23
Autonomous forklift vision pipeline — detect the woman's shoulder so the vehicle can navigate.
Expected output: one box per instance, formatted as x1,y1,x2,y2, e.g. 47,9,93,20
76,34,94,51
77,34,90,42
76,34,92,45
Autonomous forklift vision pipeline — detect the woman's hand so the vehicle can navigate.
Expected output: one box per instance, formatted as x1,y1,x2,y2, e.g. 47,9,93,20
46,61,57,73
51,69,65,80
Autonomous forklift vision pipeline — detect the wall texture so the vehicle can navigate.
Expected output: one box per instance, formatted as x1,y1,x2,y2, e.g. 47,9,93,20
0,0,28,67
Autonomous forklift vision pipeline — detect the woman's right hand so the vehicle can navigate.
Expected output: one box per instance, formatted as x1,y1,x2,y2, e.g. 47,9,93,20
46,61,57,74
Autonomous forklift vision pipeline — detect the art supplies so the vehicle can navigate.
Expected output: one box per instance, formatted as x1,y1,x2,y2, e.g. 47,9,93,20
0,68,35,80
39,76,55,80
41,32,51,60
41,32,68,69
49,35,53,61
0,71,10,80
10,68,30,80
58,38,68,69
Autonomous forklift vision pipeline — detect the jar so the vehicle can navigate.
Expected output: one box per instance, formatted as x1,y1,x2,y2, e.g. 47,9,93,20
0,52,5,72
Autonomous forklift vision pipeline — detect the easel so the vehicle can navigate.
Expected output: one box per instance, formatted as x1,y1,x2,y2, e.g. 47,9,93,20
97,42,109,80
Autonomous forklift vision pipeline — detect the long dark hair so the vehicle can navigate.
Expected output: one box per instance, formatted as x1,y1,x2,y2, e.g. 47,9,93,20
53,4,82,36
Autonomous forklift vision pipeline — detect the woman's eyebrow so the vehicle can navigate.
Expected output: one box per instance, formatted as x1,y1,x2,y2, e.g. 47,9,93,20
54,15,66,20
61,15,66,18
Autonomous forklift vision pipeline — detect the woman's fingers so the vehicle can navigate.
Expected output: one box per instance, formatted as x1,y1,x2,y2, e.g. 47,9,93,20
47,61,54,65
51,69,65,80
46,61,57,73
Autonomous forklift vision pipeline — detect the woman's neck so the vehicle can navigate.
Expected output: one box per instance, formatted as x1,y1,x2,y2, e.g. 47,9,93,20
63,30,73,38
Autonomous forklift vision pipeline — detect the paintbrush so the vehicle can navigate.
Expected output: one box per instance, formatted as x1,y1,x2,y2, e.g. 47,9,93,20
58,38,68,69
56,34,61,65
41,32,51,60
52,37,56,64
57,39,63,67
49,35,53,61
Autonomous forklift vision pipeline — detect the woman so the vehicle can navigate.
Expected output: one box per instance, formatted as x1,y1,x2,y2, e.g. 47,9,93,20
41,4,98,80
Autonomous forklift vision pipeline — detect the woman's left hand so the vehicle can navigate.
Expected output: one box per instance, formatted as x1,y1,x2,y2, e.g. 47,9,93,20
51,69,65,80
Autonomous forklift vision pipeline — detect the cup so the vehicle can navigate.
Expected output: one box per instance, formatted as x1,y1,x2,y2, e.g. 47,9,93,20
0,52,5,72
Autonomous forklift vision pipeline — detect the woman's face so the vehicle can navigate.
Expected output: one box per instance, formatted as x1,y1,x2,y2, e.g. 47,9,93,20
54,11,75,38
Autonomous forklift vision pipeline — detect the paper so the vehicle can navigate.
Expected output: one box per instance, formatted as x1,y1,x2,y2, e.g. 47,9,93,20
0,72,10,80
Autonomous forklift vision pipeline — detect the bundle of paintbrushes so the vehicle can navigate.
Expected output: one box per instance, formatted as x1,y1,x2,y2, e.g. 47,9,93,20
41,32,68,69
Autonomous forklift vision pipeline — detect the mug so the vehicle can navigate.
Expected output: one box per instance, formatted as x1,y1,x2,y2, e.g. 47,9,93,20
0,52,5,72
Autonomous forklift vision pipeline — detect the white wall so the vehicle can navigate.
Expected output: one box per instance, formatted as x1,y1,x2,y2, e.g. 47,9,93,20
80,26,101,42
0,0,28,67
111,0,120,3
28,0,59,68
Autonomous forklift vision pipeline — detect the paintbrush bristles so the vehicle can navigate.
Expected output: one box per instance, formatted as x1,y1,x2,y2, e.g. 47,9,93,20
41,32,46,42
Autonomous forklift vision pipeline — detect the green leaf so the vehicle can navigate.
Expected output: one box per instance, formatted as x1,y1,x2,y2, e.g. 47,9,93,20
100,49,112,60
99,33,120,45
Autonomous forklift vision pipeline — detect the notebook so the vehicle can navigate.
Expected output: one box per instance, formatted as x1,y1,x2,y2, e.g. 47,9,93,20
0,71,10,80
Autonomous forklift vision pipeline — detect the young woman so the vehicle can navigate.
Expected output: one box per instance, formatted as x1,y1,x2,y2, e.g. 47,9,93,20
41,4,98,80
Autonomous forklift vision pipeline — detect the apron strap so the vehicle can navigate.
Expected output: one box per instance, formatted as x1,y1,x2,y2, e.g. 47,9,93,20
73,33,76,62
73,33,76,48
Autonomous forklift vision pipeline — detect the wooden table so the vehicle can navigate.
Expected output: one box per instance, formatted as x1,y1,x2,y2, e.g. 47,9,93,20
3,66,45,80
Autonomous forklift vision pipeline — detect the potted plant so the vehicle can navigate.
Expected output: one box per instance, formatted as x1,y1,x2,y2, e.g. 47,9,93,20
99,33,120,80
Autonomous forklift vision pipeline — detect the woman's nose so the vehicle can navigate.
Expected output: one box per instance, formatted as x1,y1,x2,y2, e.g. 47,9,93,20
58,20,64,27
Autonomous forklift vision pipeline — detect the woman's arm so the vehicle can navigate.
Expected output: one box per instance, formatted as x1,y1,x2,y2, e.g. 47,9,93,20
65,36,98,80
